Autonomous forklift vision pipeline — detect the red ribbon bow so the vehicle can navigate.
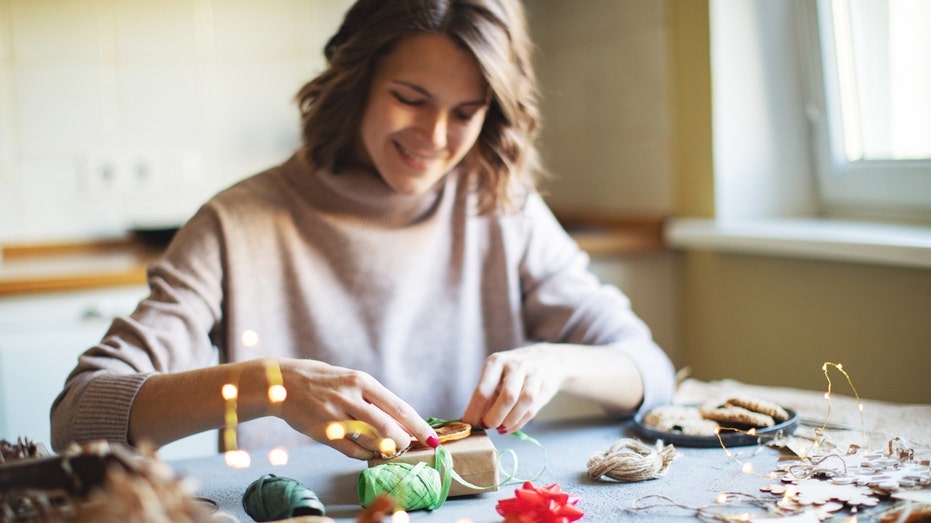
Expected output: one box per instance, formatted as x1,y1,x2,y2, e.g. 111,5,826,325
496,481,584,523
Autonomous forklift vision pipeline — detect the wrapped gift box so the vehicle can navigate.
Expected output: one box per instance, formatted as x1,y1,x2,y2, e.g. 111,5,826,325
368,431,499,497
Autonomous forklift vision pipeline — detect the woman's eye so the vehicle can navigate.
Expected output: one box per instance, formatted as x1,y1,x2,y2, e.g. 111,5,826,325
392,92,423,106
454,110,478,122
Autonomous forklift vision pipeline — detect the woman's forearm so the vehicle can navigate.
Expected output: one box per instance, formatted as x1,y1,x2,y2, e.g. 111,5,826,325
555,344,645,413
128,359,272,448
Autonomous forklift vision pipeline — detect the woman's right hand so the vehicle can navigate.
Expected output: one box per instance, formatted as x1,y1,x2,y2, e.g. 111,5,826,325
276,359,439,459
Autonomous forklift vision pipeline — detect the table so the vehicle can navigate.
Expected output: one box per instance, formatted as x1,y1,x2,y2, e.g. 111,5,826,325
169,379,931,522
170,416,797,522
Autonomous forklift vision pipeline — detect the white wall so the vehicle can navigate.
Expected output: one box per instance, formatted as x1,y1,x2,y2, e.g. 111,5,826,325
0,0,353,243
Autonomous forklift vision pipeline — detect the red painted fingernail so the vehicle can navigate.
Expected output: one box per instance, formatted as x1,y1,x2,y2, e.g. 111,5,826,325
497,426,507,435
427,435,440,448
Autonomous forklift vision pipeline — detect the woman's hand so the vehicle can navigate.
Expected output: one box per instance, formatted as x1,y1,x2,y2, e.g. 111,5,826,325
461,344,565,434
277,359,438,459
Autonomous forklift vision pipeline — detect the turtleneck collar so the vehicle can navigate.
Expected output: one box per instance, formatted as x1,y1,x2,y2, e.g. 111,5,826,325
282,149,457,227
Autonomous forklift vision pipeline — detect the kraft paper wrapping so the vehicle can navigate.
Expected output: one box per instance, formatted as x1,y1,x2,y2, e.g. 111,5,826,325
368,431,499,497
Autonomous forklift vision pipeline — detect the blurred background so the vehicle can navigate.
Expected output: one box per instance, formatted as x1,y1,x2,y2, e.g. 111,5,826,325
0,0,928,458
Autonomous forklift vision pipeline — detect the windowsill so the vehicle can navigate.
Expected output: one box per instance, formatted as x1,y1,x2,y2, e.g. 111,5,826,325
665,217,931,269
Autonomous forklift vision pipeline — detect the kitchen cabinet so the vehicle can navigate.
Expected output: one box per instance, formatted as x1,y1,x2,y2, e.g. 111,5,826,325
0,285,216,459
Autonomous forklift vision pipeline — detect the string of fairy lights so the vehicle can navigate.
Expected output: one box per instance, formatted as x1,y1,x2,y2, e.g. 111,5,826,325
221,330,290,469
679,361,872,523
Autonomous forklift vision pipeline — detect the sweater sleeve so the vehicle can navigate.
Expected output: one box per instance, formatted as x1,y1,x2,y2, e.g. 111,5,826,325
50,205,227,452
515,195,675,415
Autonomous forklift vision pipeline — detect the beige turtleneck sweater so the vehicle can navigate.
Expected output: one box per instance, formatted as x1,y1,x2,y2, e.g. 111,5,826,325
50,152,675,452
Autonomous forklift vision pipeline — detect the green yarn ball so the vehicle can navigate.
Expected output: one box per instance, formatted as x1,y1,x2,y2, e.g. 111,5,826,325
242,473,326,521
358,462,443,512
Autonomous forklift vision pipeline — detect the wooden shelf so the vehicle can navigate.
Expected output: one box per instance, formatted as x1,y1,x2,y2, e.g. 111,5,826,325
557,212,667,256
0,240,156,296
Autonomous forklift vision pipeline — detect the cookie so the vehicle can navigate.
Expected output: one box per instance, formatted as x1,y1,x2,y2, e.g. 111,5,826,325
723,396,790,423
699,402,775,428
642,405,720,436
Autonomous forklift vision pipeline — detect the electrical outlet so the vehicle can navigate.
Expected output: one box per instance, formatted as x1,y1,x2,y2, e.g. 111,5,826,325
79,152,122,195
79,149,200,197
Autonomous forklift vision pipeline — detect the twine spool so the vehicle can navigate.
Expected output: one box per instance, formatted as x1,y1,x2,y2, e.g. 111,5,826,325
358,461,445,512
242,473,326,521
586,438,677,482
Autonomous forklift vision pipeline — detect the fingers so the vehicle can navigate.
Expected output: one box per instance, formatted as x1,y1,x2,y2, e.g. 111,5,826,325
277,361,437,459
324,419,397,460
360,384,438,450
462,357,504,428
463,351,557,434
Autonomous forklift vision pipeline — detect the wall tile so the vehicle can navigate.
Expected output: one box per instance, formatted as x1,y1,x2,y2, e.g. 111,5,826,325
297,0,354,56
112,0,198,60
116,62,203,149
210,0,304,58
529,0,667,44
10,0,101,61
16,156,121,241
542,139,672,214
0,0,11,62
14,62,105,158
533,1,674,215
207,60,308,184
0,0,13,241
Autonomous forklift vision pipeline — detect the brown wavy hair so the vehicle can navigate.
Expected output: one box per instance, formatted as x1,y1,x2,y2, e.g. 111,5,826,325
296,0,542,213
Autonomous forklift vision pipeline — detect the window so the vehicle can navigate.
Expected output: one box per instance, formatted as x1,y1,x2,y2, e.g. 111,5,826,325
805,0,931,219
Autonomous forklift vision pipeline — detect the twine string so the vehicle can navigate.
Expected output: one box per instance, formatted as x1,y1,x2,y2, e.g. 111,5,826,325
587,438,677,482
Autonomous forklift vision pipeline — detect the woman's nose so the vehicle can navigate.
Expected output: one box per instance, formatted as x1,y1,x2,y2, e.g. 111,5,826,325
416,109,448,150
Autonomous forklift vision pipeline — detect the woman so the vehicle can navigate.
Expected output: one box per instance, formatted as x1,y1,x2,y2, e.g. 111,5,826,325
51,0,675,460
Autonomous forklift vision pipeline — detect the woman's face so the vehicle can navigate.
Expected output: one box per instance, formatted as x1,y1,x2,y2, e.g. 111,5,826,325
357,33,490,195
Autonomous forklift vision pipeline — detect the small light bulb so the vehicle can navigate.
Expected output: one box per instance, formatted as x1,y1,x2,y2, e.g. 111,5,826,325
325,422,347,440
268,447,289,466
741,462,754,474
378,438,398,455
241,329,260,347
392,510,411,523
222,383,238,400
268,384,287,403
224,450,251,469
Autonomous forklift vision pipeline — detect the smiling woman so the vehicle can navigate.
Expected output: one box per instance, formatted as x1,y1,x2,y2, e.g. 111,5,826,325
49,0,675,464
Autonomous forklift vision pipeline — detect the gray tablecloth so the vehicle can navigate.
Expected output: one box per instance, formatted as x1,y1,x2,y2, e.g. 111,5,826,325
170,416,816,522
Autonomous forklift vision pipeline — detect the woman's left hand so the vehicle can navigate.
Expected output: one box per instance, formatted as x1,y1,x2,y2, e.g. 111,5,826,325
460,344,565,434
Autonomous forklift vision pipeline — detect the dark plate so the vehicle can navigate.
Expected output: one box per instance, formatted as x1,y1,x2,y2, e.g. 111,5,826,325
632,405,799,448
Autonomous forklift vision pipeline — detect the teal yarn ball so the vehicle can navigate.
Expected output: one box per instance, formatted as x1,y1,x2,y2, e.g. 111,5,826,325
358,462,443,512
242,473,326,521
